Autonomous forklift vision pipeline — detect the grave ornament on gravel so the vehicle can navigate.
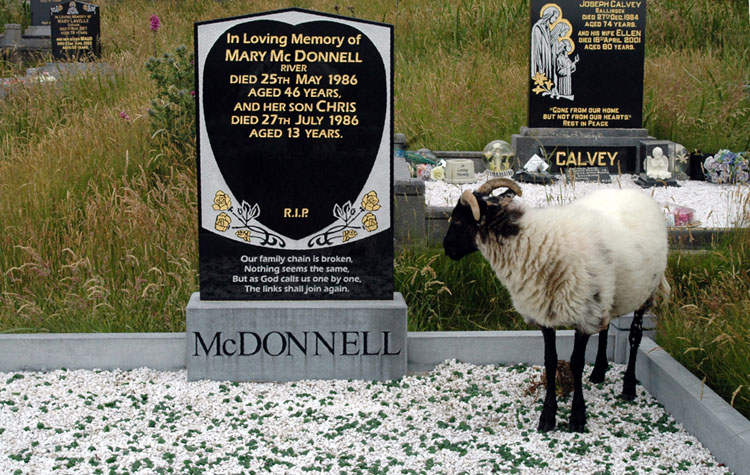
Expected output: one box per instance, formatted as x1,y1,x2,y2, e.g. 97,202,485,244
50,1,101,60
196,8,393,301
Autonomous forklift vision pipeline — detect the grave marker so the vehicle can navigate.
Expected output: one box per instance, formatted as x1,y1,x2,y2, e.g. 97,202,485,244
30,0,58,27
50,1,101,60
513,0,650,174
188,9,405,382
196,8,393,301
527,0,646,129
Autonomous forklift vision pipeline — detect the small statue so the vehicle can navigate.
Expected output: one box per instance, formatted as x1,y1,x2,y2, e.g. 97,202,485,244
646,147,671,180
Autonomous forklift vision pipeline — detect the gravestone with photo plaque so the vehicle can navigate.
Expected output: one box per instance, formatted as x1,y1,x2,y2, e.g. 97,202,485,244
187,8,406,382
50,1,101,60
513,0,654,176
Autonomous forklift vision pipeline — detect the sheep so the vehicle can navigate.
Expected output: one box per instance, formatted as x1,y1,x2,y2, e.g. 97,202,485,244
442,178,669,432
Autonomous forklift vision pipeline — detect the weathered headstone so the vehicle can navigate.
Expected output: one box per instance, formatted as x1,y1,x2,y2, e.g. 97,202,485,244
50,1,101,60
188,8,405,382
31,0,58,27
513,0,650,174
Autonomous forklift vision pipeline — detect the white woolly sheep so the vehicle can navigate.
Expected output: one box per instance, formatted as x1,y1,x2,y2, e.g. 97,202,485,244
443,178,669,432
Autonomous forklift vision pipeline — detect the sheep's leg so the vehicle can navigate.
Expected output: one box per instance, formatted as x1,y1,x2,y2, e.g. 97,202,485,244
621,308,645,401
537,326,558,432
589,327,609,383
569,329,590,432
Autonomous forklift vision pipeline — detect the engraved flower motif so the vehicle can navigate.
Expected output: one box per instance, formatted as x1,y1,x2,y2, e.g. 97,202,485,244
532,72,554,94
532,72,547,87
361,191,381,211
212,190,232,211
343,229,358,242
235,230,251,242
215,212,231,232
362,212,378,232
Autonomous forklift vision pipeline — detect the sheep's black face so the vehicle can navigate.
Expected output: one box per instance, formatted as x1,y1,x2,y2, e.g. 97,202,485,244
443,201,481,260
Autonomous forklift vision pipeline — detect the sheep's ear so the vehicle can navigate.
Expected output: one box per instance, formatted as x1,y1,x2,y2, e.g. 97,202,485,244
460,190,481,221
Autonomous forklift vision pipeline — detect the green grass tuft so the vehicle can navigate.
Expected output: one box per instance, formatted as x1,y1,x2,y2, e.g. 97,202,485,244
656,229,750,420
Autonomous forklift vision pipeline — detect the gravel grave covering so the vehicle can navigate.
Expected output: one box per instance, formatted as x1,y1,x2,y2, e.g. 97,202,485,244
0,361,728,474
425,173,750,229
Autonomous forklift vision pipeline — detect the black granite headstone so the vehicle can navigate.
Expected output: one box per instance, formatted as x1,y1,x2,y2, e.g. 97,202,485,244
31,0,58,26
50,1,101,60
196,9,393,300
528,0,646,128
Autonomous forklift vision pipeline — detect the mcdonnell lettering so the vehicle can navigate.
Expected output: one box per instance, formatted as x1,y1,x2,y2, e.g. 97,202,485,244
191,330,403,357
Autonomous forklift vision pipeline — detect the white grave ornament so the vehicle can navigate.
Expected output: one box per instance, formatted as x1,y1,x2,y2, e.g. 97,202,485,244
444,159,476,184
645,147,671,180
524,153,550,173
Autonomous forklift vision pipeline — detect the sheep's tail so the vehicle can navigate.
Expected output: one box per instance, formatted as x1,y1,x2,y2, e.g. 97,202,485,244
654,275,671,303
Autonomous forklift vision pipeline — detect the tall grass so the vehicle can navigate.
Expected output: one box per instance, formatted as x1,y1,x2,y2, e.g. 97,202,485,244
0,0,748,418
656,230,750,419
395,242,528,331
0,0,749,337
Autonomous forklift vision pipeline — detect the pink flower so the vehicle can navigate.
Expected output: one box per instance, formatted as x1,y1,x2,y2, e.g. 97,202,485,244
150,14,161,32
119,111,130,120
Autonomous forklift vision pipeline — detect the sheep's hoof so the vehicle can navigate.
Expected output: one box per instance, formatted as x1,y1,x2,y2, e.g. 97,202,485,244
568,420,587,433
620,390,637,402
537,409,557,432
589,366,607,384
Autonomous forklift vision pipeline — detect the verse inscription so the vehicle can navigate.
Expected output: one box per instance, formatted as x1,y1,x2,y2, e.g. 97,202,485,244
238,254,359,296
542,105,632,128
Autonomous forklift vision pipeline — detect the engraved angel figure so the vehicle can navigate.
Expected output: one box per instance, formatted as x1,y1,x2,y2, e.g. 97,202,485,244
530,5,560,81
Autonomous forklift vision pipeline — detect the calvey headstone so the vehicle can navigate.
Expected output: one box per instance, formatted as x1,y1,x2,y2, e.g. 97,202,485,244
50,1,101,60
514,0,649,174
188,8,405,382
528,0,645,128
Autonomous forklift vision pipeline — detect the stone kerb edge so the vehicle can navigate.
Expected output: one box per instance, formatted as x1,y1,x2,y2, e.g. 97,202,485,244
1,330,748,471
636,337,750,474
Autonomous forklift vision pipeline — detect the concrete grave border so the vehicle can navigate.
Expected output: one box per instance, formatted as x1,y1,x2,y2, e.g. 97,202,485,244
1,320,748,473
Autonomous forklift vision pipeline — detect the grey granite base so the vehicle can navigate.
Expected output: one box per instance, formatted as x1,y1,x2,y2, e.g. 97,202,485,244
511,127,652,173
185,292,408,382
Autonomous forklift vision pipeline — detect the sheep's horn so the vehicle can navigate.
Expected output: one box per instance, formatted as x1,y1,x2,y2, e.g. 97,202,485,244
476,178,523,197
460,190,481,221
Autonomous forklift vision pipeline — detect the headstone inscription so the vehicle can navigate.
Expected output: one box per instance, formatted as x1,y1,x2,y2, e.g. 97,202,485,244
527,0,646,129
513,0,649,175
188,9,405,383
565,166,611,183
50,1,101,60
195,8,393,301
